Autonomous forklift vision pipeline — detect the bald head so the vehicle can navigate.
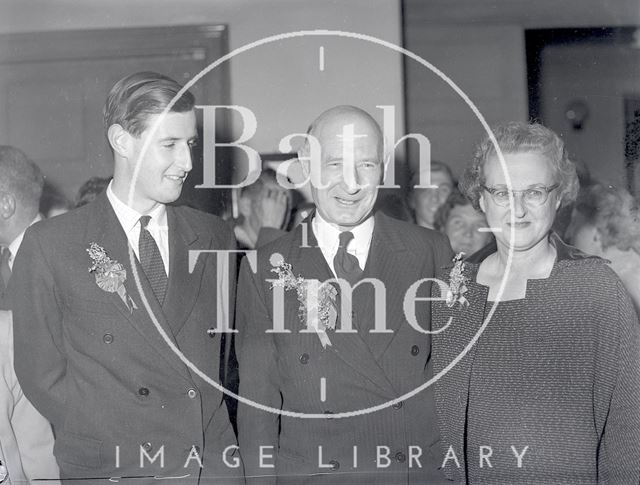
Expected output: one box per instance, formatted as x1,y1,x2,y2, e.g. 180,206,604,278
300,105,385,230
304,105,384,159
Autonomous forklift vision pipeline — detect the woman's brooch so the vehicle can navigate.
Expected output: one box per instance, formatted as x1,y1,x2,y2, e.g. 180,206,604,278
446,252,469,308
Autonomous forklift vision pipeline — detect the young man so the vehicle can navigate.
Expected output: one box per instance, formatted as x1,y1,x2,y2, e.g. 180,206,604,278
10,72,241,483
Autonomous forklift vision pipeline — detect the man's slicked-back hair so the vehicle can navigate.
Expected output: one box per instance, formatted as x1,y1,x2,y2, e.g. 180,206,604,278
0,145,44,212
103,71,195,137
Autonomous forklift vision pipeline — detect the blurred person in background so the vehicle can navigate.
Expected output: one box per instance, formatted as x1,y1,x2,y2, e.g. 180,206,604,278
40,182,72,218
434,188,493,255
0,309,59,484
408,160,454,229
568,182,640,311
233,167,290,249
74,176,111,208
0,145,44,308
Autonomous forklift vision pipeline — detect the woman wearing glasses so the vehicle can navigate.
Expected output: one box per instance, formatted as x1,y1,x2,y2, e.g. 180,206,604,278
431,122,640,484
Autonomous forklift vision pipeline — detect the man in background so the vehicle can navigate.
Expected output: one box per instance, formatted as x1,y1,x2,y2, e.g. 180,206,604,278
0,309,59,484
233,168,290,249
0,145,44,308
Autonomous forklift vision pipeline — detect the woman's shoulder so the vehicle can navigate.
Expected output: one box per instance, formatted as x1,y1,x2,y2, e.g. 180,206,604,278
556,255,620,287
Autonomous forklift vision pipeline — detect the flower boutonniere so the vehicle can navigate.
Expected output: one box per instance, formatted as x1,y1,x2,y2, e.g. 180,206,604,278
270,254,337,348
446,252,469,308
87,243,137,313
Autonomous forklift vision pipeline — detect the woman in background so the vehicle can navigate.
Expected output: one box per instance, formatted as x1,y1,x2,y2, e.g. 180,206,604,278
434,188,493,255
568,182,640,311
431,122,640,484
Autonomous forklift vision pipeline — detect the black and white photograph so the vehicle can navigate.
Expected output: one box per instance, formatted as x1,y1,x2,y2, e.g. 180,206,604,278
0,1,639,483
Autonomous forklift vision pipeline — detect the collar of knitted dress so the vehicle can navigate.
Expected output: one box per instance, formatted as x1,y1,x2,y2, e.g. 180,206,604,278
464,231,603,266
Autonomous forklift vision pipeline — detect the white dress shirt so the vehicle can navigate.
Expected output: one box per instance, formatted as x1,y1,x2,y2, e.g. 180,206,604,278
312,212,375,277
106,182,170,275
6,214,42,271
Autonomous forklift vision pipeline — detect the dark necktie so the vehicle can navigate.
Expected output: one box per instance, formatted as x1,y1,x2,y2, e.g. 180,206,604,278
333,231,363,285
0,247,12,292
138,215,168,304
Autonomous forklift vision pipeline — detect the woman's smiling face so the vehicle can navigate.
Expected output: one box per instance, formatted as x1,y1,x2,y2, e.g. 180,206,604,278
480,151,561,252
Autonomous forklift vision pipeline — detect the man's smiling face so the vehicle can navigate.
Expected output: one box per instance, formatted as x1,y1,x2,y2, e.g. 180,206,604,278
127,110,197,211
307,110,384,229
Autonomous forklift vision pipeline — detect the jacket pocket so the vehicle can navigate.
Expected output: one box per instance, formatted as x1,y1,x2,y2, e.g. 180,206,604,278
55,430,103,469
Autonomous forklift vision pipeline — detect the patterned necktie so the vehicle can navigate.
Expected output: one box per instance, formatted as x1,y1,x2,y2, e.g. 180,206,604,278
333,231,363,285
0,247,12,292
138,215,168,304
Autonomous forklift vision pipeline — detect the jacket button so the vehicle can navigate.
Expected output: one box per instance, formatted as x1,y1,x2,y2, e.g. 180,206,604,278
141,442,153,452
299,353,309,364
392,401,403,410
395,451,406,463
329,459,340,471
410,345,420,356
103,333,114,344
187,388,197,399
138,387,150,397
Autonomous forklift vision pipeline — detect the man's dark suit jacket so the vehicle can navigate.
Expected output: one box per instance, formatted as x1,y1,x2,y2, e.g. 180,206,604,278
236,212,453,484
10,194,241,483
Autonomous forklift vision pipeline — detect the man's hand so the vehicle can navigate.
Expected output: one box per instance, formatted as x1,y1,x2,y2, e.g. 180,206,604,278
257,189,288,229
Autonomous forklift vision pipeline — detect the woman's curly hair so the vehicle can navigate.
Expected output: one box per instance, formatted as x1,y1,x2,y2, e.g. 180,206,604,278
459,121,579,210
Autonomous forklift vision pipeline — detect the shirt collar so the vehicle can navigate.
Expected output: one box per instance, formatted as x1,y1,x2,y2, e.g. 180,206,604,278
8,213,42,258
312,211,375,252
106,181,167,235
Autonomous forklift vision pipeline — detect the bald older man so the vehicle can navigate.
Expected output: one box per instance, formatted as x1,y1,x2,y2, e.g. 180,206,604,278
235,106,453,484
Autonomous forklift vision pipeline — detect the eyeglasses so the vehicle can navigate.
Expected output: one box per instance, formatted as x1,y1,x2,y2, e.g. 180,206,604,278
482,184,559,207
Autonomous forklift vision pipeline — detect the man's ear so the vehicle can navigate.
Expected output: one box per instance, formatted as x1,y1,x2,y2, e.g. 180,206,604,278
107,124,132,159
0,192,16,220
479,192,487,213
297,148,311,179
382,150,391,183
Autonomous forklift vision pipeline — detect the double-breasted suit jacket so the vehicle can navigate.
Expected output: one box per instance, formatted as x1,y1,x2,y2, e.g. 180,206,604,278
10,194,241,483
236,212,453,484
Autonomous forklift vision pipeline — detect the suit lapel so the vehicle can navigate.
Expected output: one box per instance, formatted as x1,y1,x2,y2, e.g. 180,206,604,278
358,213,409,359
83,195,188,377
289,220,396,398
161,207,206,337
